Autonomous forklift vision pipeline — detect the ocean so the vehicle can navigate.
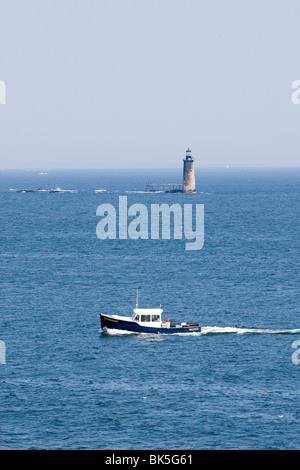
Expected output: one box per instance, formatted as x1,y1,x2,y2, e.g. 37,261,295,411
0,168,299,450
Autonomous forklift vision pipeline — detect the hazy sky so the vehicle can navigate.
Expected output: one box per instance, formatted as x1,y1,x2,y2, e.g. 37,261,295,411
0,0,299,168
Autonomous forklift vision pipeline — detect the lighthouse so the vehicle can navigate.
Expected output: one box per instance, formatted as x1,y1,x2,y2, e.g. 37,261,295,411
182,148,196,193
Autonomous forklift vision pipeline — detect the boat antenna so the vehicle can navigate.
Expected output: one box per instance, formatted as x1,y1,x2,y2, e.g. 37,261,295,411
136,287,139,308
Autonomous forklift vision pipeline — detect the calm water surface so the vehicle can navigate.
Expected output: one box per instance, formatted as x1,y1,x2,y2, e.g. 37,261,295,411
0,168,299,449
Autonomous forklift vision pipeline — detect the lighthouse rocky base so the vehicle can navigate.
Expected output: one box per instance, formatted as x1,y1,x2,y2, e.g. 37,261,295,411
144,148,196,194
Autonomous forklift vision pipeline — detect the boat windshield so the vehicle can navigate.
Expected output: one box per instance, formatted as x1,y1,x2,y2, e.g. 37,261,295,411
152,314,160,322
141,315,151,322
135,314,161,323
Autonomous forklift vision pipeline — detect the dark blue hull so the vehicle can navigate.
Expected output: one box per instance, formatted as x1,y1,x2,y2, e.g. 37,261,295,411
100,314,201,334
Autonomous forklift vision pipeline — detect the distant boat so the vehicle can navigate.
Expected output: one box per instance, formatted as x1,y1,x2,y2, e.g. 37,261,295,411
100,296,200,335
95,189,107,193
39,172,48,175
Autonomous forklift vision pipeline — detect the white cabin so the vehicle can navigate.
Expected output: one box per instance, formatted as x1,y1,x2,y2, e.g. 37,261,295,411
131,308,165,328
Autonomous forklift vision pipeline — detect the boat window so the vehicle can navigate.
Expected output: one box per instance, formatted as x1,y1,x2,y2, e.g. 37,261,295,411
151,315,160,322
134,315,140,322
141,315,151,322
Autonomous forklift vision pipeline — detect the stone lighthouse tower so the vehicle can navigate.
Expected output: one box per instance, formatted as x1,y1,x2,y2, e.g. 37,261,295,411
182,148,196,193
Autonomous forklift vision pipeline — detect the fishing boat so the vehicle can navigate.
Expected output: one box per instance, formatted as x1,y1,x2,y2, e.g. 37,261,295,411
100,294,200,334
100,309,200,334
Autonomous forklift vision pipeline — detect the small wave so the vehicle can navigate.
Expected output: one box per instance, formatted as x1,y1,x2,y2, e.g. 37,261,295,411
10,188,77,193
200,326,300,335
168,331,202,336
125,191,150,194
49,188,77,193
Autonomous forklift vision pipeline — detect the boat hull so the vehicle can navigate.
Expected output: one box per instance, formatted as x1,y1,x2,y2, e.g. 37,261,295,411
100,314,201,334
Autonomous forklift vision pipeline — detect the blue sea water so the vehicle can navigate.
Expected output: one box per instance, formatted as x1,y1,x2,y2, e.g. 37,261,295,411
0,168,299,450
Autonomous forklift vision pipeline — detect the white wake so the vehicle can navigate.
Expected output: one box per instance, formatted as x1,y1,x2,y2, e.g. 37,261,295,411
100,326,300,337
200,326,300,335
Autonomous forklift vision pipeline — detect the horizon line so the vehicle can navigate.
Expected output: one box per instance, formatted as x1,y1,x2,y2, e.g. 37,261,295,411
1,165,300,171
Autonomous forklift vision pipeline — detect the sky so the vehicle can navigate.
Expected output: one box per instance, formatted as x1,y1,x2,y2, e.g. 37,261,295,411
0,0,299,169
